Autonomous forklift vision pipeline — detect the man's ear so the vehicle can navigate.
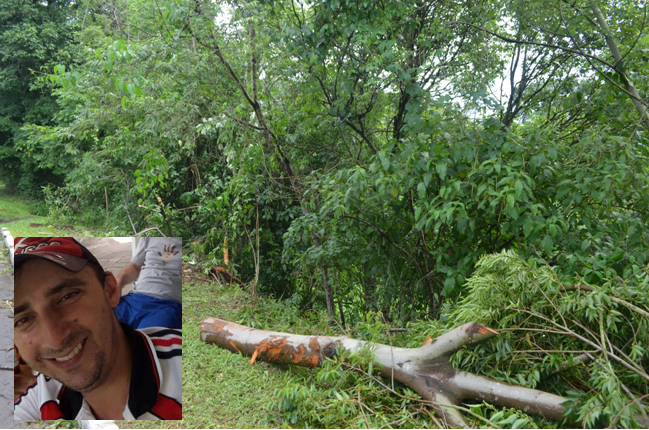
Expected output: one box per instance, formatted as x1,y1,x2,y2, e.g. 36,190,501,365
104,271,121,307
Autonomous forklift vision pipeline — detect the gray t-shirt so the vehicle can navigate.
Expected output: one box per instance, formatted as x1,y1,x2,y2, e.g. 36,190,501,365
132,237,182,303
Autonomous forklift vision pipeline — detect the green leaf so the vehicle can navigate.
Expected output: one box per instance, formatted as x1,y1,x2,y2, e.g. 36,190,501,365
499,415,518,425
512,418,527,429
556,186,570,200
507,193,515,208
505,205,518,219
610,250,625,262
106,51,113,71
581,239,590,251
381,153,390,171
127,83,135,94
441,277,456,296
523,217,533,237
436,162,447,180
417,181,426,198
423,171,432,187
514,179,523,196
121,96,129,110
490,411,504,423
542,235,553,255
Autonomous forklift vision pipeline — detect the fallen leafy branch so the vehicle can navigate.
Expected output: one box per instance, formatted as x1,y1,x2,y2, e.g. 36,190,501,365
200,317,569,427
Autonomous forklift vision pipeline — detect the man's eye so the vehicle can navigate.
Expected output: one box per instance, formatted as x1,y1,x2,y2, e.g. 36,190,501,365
60,291,80,303
15,316,32,328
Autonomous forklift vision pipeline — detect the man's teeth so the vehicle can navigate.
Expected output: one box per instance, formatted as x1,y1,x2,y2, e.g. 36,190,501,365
55,341,83,362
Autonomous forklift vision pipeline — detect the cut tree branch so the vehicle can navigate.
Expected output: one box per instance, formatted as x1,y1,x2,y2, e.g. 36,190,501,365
200,317,570,427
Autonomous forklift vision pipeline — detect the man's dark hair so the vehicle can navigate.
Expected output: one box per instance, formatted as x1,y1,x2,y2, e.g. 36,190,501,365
87,262,106,287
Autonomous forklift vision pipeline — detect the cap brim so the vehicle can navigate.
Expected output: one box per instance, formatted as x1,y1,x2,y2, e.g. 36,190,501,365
15,252,88,272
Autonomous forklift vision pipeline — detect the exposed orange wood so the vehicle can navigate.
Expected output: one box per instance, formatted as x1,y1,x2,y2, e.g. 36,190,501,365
421,336,433,347
306,352,319,367
308,337,320,352
250,348,260,365
478,326,499,335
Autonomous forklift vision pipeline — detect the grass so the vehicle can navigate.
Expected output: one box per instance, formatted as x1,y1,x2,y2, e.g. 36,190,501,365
0,183,36,222
115,266,329,429
0,183,106,237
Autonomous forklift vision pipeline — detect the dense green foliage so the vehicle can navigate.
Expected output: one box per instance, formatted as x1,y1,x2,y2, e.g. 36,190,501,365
0,0,78,195
18,0,647,320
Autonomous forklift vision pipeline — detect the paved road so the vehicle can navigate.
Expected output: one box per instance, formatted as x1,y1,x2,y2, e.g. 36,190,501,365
0,238,27,428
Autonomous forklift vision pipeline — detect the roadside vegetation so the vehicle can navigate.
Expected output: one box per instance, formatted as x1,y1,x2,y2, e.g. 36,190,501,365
0,182,112,237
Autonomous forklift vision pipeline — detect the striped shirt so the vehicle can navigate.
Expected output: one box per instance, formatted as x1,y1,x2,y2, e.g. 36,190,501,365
14,324,182,420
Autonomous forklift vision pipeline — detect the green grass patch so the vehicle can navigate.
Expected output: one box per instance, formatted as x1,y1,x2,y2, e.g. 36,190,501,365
0,183,36,222
0,182,107,237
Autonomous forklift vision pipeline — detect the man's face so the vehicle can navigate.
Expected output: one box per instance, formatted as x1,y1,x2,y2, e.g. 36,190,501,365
14,259,121,392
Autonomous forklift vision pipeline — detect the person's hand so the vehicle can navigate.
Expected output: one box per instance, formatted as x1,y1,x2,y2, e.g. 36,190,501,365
158,243,179,262
14,365,37,400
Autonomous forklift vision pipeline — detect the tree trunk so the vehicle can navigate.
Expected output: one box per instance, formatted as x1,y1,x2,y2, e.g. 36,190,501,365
333,270,346,328
363,274,377,313
321,265,334,318
590,1,649,130
200,317,569,428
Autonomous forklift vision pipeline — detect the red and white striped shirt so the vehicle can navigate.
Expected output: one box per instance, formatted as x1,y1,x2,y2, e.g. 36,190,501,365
14,325,182,420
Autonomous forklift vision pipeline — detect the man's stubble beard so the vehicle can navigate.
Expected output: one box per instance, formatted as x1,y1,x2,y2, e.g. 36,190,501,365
73,310,120,393
34,309,119,393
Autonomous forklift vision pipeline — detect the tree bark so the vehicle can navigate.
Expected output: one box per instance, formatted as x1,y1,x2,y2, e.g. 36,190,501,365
590,1,649,130
363,273,377,313
320,265,334,318
200,317,569,428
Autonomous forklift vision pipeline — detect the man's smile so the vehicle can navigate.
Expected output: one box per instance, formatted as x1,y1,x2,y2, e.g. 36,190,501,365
45,338,87,368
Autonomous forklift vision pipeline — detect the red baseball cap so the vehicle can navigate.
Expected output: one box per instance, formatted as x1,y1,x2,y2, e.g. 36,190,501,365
14,237,103,272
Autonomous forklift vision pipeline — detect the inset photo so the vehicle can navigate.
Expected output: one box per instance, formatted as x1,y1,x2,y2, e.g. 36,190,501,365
13,237,182,421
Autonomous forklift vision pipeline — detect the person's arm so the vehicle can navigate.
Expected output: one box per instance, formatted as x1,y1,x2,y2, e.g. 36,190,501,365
14,371,40,420
14,366,36,401
116,262,142,291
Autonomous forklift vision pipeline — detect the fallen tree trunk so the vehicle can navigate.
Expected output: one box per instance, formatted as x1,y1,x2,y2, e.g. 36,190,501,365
200,317,569,428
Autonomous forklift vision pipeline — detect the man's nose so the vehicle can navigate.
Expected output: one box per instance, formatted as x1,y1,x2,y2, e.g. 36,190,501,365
40,309,75,352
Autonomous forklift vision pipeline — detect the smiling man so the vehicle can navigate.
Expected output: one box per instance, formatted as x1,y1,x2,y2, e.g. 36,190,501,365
13,237,182,421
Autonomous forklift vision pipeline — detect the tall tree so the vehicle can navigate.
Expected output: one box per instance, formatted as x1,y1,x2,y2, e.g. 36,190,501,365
0,0,80,194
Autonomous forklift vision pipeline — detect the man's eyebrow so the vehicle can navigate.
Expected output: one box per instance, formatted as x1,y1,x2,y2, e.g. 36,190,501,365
44,279,87,299
14,303,30,315
14,279,86,315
